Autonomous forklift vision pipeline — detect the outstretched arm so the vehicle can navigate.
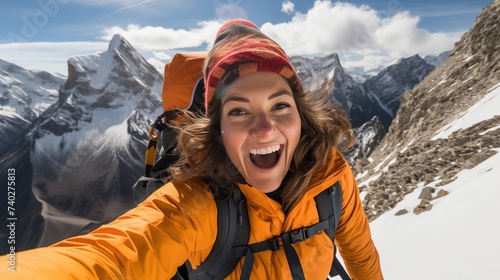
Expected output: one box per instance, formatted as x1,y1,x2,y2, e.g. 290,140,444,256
0,181,217,280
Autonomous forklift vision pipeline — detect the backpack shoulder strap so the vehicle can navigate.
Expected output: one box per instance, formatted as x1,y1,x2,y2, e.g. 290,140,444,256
314,181,351,280
172,185,250,280
234,181,351,280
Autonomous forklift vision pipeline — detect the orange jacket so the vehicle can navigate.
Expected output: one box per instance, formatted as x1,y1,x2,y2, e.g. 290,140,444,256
1,149,382,279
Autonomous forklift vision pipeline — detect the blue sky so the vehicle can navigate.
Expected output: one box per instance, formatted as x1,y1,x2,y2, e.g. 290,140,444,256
0,0,492,75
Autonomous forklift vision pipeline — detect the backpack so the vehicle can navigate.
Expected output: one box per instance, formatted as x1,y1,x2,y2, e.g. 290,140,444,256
133,52,351,280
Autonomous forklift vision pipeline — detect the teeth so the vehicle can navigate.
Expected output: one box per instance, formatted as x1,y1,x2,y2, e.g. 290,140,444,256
250,145,280,155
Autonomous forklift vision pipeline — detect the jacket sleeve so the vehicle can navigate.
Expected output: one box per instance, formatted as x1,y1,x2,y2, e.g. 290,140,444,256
0,181,217,280
335,166,384,280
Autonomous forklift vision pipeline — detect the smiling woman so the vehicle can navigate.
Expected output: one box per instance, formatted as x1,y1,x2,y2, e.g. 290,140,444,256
166,19,383,279
0,19,383,280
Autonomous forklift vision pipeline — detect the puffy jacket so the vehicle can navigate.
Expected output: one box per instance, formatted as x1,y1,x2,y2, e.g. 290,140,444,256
0,149,382,279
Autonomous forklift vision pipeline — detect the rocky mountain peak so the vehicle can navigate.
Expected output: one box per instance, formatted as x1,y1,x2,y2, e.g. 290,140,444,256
357,0,500,221
66,34,161,98
0,59,64,120
290,53,342,86
109,34,126,51
361,54,435,129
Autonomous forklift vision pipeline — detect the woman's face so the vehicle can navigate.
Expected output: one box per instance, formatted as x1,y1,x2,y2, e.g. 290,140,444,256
220,72,301,193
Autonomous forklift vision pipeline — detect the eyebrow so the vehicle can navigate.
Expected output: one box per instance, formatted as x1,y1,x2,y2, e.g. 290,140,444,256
222,89,292,106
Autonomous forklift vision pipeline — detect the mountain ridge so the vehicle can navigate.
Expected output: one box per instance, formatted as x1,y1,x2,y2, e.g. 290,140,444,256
357,0,500,221
0,34,164,253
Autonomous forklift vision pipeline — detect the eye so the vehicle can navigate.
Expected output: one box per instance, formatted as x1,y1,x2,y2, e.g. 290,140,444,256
228,108,248,116
273,103,291,110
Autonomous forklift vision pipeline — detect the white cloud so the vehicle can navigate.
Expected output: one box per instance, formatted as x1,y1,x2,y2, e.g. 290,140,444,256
373,12,462,55
100,20,223,51
147,57,166,73
341,54,398,76
262,0,462,58
152,51,171,61
281,1,295,15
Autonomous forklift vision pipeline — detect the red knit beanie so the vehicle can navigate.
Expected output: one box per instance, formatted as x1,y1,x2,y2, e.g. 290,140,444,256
203,19,303,110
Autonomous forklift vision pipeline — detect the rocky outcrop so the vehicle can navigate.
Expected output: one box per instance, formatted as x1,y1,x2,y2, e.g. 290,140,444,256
358,1,500,221
361,116,500,220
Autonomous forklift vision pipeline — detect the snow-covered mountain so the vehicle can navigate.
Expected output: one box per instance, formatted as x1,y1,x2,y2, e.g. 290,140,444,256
424,50,451,68
369,88,500,280
0,60,64,155
362,54,435,128
0,59,64,119
0,34,163,253
290,53,340,86
291,53,437,129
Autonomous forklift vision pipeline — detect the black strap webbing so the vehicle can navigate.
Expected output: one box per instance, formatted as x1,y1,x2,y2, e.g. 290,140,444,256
334,257,351,280
237,182,349,280
187,186,249,280
282,236,305,280
314,182,351,280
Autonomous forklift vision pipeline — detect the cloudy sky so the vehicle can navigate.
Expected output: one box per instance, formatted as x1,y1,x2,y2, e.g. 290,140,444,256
0,0,492,75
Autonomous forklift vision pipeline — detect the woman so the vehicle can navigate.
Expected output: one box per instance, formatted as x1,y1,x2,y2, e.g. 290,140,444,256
0,19,382,279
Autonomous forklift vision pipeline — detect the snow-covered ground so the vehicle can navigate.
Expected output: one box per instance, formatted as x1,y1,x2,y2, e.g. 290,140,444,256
432,82,500,140
370,148,500,279
359,83,500,279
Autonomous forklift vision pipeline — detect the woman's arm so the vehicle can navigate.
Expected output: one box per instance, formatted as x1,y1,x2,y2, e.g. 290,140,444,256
335,167,383,280
0,181,217,280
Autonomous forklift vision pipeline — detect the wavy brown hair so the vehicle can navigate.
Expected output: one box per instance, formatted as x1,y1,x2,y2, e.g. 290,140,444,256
168,80,354,212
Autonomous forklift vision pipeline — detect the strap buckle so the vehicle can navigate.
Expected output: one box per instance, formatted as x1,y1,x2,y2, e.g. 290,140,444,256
266,237,280,252
289,228,307,243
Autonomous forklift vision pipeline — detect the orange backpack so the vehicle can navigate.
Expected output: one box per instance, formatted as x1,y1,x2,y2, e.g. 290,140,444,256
135,52,207,192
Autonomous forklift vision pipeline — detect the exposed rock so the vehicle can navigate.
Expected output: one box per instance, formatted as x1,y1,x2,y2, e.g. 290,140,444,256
464,149,497,169
414,200,433,215
436,189,450,199
358,1,500,221
395,209,408,216
418,187,435,201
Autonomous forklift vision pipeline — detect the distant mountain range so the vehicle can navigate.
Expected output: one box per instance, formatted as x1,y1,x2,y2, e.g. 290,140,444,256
291,52,446,129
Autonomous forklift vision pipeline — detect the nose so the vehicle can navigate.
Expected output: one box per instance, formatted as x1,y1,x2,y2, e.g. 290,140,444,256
250,113,275,139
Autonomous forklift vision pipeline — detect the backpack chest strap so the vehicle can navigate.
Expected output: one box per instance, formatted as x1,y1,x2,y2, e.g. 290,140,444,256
233,194,340,280
232,210,338,258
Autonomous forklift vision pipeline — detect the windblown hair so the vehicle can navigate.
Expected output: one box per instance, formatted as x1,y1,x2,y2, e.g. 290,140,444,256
168,80,354,212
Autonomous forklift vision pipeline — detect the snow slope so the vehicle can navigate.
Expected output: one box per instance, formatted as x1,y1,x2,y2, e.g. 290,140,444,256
364,81,500,279
370,148,500,280
432,82,500,140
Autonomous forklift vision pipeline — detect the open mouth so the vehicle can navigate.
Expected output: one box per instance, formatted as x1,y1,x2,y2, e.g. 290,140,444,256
249,144,282,169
